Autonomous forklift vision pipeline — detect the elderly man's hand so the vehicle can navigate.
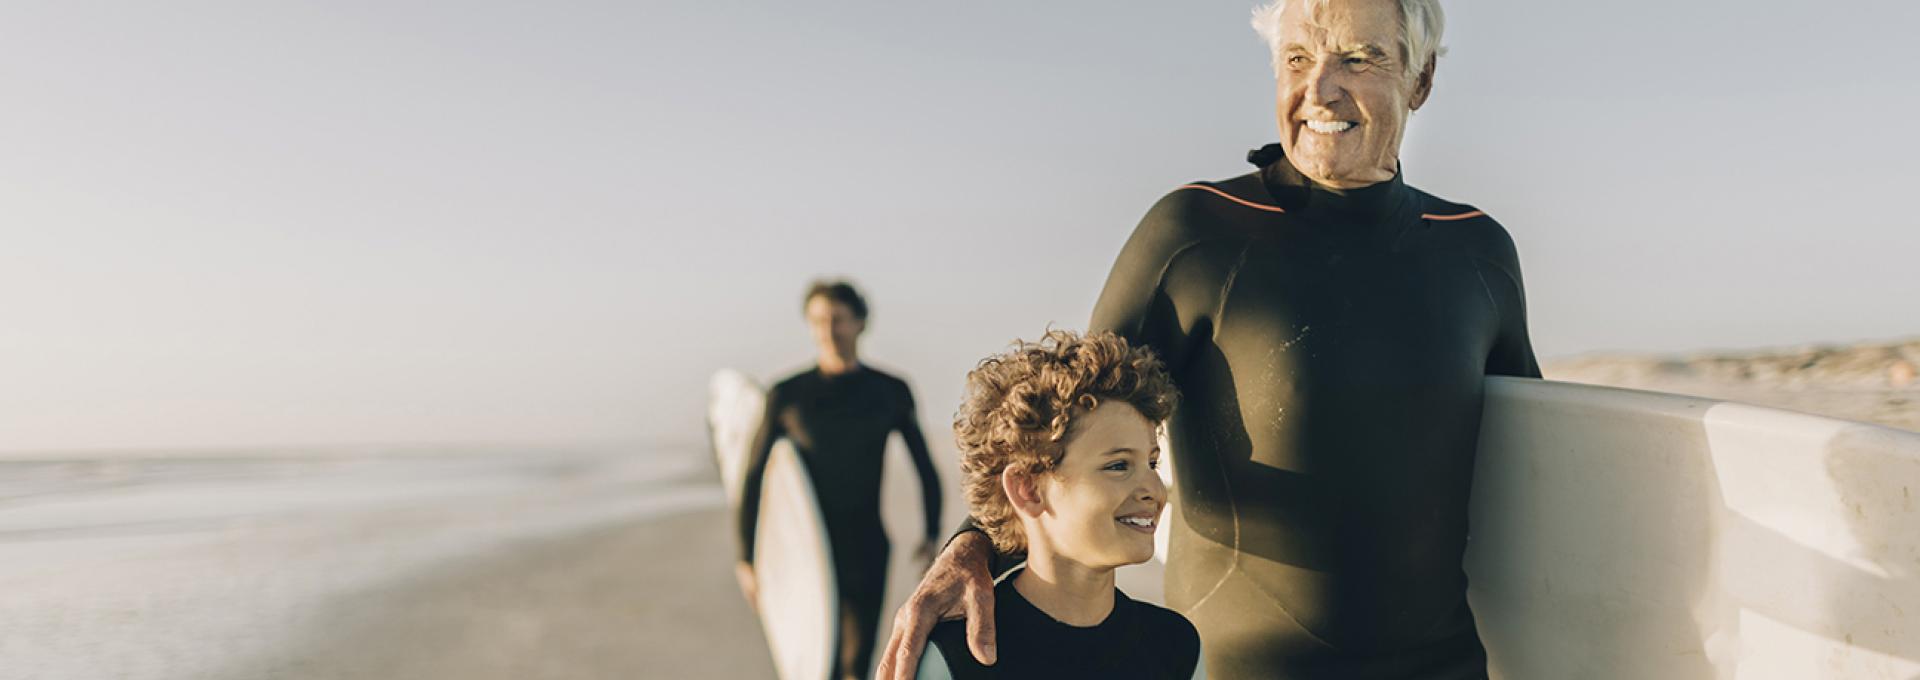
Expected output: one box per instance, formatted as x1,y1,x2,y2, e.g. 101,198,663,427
875,531,997,680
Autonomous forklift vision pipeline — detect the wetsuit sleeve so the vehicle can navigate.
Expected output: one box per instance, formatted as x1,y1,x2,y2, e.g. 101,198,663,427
1476,226,1542,379
737,384,784,565
896,384,944,543
1089,190,1202,369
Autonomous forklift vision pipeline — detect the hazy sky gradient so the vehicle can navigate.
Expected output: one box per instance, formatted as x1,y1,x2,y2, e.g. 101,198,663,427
5,0,1917,451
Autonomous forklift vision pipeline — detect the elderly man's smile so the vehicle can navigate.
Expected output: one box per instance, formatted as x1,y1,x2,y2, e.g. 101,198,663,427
1304,120,1357,134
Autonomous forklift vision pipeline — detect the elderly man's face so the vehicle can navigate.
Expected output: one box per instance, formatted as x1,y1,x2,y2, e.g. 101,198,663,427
1274,0,1433,189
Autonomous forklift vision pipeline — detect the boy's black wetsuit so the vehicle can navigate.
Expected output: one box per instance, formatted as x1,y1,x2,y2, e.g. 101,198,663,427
740,365,943,680
920,572,1202,679
968,146,1539,679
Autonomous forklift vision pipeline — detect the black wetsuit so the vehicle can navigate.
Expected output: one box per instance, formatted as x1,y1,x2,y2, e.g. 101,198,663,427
740,364,943,680
920,572,1202,679
969,145,1538,678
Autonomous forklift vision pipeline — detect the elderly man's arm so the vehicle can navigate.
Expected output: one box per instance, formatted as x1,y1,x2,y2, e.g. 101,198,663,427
1088,190,1206,363
1478,225,1542,379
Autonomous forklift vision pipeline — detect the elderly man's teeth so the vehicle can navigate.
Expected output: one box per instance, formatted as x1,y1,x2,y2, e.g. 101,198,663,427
1305,120,1355,134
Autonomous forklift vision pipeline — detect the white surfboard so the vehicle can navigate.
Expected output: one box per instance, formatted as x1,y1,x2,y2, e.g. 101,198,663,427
1468,377,1920,679
709,369,839,680
1151,377,1920,678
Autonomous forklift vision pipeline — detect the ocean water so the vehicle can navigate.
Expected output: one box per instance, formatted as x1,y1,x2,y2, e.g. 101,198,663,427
0,445,725,680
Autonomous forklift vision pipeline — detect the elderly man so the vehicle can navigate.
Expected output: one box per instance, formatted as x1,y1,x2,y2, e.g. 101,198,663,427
879,0,1538,678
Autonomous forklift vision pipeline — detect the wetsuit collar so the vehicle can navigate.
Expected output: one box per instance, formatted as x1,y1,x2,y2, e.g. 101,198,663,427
815,362,865,380
1247,143,1415,236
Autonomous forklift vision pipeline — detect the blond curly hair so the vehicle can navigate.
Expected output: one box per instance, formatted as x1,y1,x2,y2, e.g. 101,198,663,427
953,330,1179,554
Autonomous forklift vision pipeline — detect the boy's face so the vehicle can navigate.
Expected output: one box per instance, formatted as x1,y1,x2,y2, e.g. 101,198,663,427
1028,401,1166,569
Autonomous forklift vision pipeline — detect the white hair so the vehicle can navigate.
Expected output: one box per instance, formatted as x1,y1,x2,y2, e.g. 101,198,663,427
1250,0,1447,82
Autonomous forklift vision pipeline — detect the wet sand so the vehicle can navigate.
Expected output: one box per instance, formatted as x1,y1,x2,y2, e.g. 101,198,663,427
219,506,776,679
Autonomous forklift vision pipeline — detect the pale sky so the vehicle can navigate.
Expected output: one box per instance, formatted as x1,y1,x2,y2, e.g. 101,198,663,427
3,0,1916,452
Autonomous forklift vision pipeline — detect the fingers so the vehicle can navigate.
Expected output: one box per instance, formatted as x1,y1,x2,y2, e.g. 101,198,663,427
963,578,998,666
881,597,937,680
875,617,903,680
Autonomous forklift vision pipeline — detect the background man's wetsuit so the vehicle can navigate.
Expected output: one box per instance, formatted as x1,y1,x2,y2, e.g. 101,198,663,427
739,365,942,680
971,145,1538,678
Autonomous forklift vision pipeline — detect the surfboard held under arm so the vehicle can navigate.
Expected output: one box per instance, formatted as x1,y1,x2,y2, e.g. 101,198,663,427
709,369,839,680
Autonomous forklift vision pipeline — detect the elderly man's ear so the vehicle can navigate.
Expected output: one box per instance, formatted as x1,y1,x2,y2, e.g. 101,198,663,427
1410,60,1436,111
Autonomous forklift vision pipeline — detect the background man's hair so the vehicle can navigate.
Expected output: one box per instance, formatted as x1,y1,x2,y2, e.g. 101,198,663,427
802,279,868,321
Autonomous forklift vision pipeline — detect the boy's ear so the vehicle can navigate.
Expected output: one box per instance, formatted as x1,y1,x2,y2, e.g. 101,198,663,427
1002,467,1046,517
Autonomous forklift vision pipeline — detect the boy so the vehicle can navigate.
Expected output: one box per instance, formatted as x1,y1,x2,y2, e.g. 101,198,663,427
918,330,1202,679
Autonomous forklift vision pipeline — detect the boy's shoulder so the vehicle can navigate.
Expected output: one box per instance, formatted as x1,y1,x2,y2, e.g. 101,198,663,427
1119,592,1203,675
920,584,1202,679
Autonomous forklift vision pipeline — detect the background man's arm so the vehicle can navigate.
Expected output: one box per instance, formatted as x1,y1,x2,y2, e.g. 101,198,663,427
896,385,944,551
736,385,783,564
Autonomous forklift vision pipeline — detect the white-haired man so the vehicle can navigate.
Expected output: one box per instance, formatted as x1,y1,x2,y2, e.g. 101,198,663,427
880,0,1538,678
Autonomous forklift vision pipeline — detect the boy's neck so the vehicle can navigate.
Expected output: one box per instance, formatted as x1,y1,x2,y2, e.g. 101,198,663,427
1012,546,1117,627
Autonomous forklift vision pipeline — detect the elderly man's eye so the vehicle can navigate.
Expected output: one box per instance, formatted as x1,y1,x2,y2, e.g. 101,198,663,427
1344,56,1373,72
1285,54,1311,69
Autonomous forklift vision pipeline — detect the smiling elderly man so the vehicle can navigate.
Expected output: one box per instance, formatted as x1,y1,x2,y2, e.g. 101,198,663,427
878,0,1539,678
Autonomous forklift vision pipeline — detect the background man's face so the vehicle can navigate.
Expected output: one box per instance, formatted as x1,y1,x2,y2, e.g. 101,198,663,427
1274,0,1431,188
804,296,863,359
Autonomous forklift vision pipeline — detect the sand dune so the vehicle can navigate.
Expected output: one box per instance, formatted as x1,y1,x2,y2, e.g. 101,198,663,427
1546,337,1920,432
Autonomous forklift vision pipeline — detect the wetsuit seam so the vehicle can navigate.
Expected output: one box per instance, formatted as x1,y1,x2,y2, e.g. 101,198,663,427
1242,576,1343,651
1179,183,1287,213
1470,263,1502,330
1466,254,1522,325
1211,242,1253,329
1420,210,1486,221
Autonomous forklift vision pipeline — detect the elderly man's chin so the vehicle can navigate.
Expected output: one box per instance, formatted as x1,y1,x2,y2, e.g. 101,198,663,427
1283,135,1389,188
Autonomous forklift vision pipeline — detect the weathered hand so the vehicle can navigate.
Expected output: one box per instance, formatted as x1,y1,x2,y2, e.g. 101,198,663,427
733,561,759,612
875,531,996,680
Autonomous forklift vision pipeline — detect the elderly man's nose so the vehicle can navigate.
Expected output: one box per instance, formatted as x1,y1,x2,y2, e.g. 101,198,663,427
1304,62,1343,105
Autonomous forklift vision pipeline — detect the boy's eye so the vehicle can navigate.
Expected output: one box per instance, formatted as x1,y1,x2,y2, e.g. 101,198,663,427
1103,460,1130,472
1148,458,1160,471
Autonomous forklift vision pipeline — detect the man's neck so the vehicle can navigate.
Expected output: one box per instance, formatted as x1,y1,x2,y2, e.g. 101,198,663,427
1013,547,1117,627
818,352,860,376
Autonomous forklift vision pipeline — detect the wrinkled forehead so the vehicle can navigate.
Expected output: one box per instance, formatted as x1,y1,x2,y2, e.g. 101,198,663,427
1279,0,1405,55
